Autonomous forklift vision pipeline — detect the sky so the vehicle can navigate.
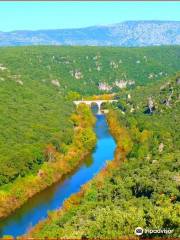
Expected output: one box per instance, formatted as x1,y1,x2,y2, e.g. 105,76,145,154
0,1,180,32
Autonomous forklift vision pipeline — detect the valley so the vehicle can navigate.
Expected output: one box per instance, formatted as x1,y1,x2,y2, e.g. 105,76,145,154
0,113,116,237
29,73,180,238
0,45,179,238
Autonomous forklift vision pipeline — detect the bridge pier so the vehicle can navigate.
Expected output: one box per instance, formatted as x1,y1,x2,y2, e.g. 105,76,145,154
96,102,102,115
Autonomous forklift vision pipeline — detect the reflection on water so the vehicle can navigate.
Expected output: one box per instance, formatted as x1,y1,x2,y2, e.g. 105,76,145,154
0,114,116,237
84,155,93,167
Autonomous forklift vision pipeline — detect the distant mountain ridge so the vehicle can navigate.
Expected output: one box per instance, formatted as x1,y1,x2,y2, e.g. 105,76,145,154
0,21,180,47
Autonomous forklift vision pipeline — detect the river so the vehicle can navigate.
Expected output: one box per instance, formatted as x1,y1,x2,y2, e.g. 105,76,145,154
0,114,116,237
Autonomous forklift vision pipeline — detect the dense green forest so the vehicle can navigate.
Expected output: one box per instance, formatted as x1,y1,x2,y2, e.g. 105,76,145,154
0,104,96,218
1,45,179,187
29,74,180,238
0,74,74,186
0,46,179,236
0,45,180,95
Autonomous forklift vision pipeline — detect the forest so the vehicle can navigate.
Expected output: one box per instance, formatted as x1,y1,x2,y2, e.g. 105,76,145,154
29,74,180,238
0,45,179,187
0,103,96,218
0,45,179,237
0,45,180,95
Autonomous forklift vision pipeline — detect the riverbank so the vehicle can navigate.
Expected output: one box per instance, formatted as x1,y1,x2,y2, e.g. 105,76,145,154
27,78,180,238
0,104,96,220
27,109,132,238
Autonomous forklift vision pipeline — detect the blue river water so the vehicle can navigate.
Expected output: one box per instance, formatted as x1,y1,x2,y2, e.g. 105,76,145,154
0,114,116,237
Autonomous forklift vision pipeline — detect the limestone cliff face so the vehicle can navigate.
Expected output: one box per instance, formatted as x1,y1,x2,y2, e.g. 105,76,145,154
148,97,155,113
98,82,112,91
176,77,180,85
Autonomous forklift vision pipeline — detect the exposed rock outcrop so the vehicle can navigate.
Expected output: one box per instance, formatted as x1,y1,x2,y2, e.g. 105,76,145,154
158,143,164,153
98,82,112,91
115,80,135,89
51,79,60,87
74,70,83,80
176,77,180,85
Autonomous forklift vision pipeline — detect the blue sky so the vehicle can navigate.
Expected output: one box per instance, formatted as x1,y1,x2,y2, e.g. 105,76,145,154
0,1,180,31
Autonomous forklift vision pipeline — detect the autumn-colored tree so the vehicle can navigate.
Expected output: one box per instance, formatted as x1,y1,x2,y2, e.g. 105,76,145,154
44,144,57,162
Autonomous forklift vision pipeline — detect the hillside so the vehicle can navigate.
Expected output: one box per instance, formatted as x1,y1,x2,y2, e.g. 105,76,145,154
0,21,180,47
0,51,75,186
0,45,179,193
0,45,180,96
30,74,180,238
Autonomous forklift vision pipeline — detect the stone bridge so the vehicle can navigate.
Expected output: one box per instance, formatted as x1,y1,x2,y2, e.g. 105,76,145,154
73,100,117,114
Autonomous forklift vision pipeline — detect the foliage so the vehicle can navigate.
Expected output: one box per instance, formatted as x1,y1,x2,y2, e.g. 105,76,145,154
30,74,180,238
0,45,180,96
0,45,180,237
0,104,96,218
0,45,179,185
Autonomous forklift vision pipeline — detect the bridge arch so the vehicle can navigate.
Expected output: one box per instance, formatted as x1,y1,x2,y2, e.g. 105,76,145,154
90,101,102,114
73,99,117,114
